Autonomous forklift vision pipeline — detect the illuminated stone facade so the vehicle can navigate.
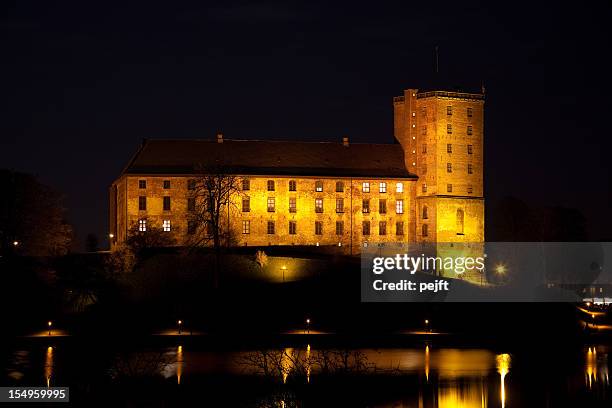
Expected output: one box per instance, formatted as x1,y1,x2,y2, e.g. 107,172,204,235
110,88,484,254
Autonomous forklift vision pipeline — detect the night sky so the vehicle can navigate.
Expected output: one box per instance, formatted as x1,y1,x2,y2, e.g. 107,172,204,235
1,1,610,248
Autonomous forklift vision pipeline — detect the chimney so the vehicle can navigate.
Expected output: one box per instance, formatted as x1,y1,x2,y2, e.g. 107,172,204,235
342,136,349,147
216,133,223,143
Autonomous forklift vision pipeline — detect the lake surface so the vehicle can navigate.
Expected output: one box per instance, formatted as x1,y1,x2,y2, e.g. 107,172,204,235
3,340,611,407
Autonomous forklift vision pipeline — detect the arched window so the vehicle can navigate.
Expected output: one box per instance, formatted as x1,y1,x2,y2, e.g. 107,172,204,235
422,206,428,219
456,209,465,235
422,224,428,237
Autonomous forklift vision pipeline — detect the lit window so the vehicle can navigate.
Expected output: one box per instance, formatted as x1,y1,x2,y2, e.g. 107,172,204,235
422,224,428,237
396,199,404,214
188,198,196,211
446,105,452,116
412,112,416,117
267,180,275,191
315,198,323,213
379,182,387,193
467,184,473,194
362,182,370,193
362,221,370,235
242,220,250,234
447,184,453,193
289,221,297,235
379,199,387,214
467,107,473,117
422,143,427,154
187,179,196,190
163,180,171,189
242,197,250,212
336,221,344,235
336,198,344,213
396,182,403,193
163,196,171,211
468,144,473,154
447,163,452,173
163,220,171,232
396,221,404,236
422,206,428,219
242,179,250,191
468,164,473,174
467,125,473,136
336,181,344,192
267,197,275,212
447,124,452,134
362,199,370,213
267,221,275,234
138,219,147,232
139,180,146,189
289,197,296,213
139,196,147,211
447,144,452,153
315,221,323,235
289,180,297,191
315,181,323,192
379,221,387,235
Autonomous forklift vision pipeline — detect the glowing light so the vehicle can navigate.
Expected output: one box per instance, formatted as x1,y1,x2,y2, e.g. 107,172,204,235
496,353,511,408
13,241,19,246
281,265,287,270
495,264,507,275
177,320,183,335
109,233,114,239
47,321,52,336
424,344,430,381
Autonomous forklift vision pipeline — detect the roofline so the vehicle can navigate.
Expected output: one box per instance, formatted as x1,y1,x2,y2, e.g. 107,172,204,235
119,172,418,180
137,138,400,146
119,139,149,176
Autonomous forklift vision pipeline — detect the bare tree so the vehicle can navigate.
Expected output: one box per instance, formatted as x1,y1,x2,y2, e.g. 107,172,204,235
187,164,241,288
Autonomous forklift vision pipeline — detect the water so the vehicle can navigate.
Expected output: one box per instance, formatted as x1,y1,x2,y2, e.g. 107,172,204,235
3,341,611,407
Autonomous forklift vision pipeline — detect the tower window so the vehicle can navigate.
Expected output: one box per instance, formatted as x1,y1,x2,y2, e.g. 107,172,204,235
267,221,275,234
468,164,473,174
467,125,473,136
242,220,250,234
315,181,323,192
139,180,146,189
396,221,404,236
468,145,473,154
163,197,171,211
421,126,427,135
422,184,427,193
242,197,250,212
163,180,171,189
363,221,370,235
447,163,452,173
242,179,250,191
422,164,427,174
396,199,404,214
422,206,428,219
336,181,344,192
139,196,147,211
422,144,427,154
446,106,452,116
379,221,387,235
362,199,370,213
379,182,387,193
379,199,387,214
267,180,275,191
138,219,147,232
447,144,452,153
289,221,297,235
289,180,297,191
467,107,473,117
162,220,171,232
447,184,453,193
396,182,403,193
315,221,323,235
447,124,452,134
422,224,428,237
336,198,344,213
336,221,344,235
289,197,296,213
315,198,323,213
362,182,370,193
467,184,473,194
267,197,275,212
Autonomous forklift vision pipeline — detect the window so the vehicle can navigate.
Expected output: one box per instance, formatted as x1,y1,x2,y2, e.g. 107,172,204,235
188,221,196,234
315,221,323,235
422,143,427,154
289,180,297,191
242,197,250,212
379,221,387,235
336,198,344,213
188,197,196,211
379,199,387,214
422,224,428,237
467,107,473,117
289,197,296,213
163,180,171,189
163,220,171,232
138,219,147,232
362,199,370,213
467,184,473,194
456,209,465,235
336,221,344,235
467,125,473,136
447,124,452,134
447,144,452,153
468,164,473,174
422,206,428,219
446,105,452,116
267,197,275,212
139,180,146,189
447,163,452,173
362,182,370,193
242,220,250,234
289,221,297,235
396,221,404,236
336,181,344,192
163,197,171,211
447,184,453,193
467,144,473,154
267,180,275,191
242,179,250,191
139,196,147,211
421,126,427,135
187,179,196,190
379,182,387,193
422,184,427,193
315,181,323,192
362,221,370,235
315,198,323,213
396,199,404,214
396,182,403,193
267,221,275,234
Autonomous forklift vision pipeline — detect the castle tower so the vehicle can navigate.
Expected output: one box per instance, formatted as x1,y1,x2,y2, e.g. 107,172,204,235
394,88,484,244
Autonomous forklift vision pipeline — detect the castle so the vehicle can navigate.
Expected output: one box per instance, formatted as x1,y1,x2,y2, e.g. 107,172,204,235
109,87,484,254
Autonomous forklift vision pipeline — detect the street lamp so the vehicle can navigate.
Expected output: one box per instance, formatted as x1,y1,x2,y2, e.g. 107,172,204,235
177,320,183,335
306,318,310,334
425,319,430,332
13,241,19,246
47,321,52,336
281,265,287,283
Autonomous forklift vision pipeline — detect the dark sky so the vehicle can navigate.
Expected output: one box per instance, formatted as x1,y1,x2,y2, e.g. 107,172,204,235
1,0,610,248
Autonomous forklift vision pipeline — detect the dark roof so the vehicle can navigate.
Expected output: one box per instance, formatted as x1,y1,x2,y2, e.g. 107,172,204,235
122,139,416,179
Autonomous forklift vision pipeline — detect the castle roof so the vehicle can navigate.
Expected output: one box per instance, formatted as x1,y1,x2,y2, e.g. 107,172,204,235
122,138,416,179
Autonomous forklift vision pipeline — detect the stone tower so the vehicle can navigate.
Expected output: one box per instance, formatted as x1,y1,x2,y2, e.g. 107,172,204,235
394,88,484,244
